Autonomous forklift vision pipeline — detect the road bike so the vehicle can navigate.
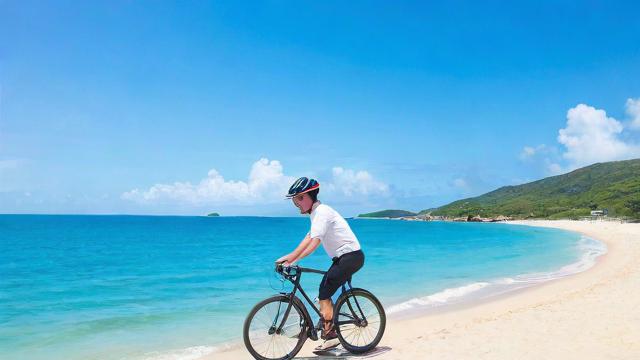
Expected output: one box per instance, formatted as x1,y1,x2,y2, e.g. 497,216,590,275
243,263,386,359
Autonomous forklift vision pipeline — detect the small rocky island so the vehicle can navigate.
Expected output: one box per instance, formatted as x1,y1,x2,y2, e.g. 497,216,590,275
206,212,220,217
357,209,511,222
357,209,417,218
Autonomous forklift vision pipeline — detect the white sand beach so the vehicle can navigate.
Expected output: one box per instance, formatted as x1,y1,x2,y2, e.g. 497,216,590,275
212,220,640,359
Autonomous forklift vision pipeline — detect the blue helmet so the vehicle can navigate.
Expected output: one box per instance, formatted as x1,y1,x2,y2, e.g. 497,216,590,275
286,177,320,198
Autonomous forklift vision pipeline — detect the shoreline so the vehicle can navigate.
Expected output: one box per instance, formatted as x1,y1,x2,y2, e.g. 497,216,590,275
369,219,640,359
210,219,640,359
385,227,605,320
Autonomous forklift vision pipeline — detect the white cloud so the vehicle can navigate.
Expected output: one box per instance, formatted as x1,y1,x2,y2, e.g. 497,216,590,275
122,158,294,205
557,103,640,169
547,162,563,175
519,144,548,160
520,146,536,158
122,159,390,206
626,98,640,129
452,178,467,188
326,167,389,197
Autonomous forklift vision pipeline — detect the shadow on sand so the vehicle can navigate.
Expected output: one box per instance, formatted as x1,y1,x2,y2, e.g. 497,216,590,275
295,346,392,359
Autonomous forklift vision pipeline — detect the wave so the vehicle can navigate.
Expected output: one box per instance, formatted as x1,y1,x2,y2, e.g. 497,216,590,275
387,282,491,313
387,235,607,315
140,339,244,360
141,345,217,360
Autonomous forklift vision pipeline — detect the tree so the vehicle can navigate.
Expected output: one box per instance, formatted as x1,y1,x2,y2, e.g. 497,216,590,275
625,200,640,215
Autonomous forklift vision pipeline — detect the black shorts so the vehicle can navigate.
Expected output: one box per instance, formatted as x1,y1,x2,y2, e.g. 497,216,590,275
318,250,364,300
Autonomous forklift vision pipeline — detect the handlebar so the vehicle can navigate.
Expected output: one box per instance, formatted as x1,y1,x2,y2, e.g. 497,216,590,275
274,262,290,274
275,263,326,276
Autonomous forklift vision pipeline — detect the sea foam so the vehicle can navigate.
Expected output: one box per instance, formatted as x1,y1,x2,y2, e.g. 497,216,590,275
142,345,217,360
387,236,607,315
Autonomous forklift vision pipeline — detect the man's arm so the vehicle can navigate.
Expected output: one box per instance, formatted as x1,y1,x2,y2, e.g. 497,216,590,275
291,237,321,263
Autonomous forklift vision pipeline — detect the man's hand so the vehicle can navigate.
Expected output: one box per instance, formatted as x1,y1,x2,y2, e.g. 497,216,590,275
275,253,296,266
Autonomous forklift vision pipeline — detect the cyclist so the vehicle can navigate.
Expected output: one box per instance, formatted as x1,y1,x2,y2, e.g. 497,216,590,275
276,177,365,351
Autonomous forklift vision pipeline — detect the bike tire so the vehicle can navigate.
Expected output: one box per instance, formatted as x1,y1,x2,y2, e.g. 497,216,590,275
334,288,386,354
243,295,308,360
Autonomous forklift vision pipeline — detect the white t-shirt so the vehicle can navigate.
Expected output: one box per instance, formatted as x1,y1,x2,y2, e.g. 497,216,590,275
309,202,361,258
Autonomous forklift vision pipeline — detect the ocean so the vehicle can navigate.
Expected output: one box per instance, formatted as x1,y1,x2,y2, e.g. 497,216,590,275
0,215,606,360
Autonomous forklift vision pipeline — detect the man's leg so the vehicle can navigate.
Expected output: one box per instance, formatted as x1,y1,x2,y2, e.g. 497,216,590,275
319,299,333,332
315,298,339,351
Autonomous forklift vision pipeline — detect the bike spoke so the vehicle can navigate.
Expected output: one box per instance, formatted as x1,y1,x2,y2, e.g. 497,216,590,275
273,335,287,356
364,325,374,343
340,325,357,337
262,335,273,357
359,327,367,346
346,327,358,343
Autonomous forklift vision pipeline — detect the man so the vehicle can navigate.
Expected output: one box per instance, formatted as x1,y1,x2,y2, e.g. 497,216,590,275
276,177,365,351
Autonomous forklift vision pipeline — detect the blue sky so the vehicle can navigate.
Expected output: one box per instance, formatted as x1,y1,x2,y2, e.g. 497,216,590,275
1,1,639,216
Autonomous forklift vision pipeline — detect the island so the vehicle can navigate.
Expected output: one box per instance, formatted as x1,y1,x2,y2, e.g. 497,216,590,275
357,209,417,218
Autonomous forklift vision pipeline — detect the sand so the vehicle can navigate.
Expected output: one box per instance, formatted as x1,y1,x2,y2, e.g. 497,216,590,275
211,220,640,359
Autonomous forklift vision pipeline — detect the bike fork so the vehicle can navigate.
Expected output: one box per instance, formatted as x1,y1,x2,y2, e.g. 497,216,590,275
342,279,367,325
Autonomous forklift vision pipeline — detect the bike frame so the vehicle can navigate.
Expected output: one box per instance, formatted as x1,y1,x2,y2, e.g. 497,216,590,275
274,266,367,337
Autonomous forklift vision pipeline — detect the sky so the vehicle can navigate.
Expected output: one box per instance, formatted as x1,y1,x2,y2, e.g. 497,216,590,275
1,1,640,216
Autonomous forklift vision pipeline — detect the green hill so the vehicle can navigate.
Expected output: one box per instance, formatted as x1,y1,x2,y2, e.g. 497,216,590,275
358,209,417,218
418,208,437,215
431,159,640,220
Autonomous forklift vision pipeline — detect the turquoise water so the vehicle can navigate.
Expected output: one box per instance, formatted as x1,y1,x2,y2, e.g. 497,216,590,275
0,215,602,359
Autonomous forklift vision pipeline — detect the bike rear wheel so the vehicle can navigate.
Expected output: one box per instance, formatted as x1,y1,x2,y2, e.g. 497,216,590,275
243,295,307,360
334,288,386,354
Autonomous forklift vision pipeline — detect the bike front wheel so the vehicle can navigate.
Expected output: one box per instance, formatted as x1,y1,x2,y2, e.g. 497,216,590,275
243,295,307,360
334,288,386,354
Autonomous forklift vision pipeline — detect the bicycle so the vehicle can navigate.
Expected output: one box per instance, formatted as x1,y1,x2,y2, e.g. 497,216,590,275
243,263,386,360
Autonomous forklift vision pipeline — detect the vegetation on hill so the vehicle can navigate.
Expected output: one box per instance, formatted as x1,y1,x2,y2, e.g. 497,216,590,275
358,209,417,218
431,159,640,219
418,208,436,215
